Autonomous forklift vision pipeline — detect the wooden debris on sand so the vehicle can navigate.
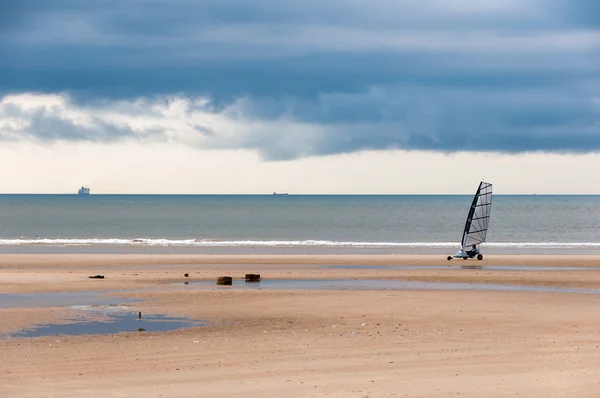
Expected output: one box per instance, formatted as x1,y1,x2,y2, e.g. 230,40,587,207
217,276,233,285
245,273,261,282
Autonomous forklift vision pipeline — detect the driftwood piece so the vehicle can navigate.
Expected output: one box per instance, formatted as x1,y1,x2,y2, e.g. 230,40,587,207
88,275,105,279
245,273,261,282
217,276,233,285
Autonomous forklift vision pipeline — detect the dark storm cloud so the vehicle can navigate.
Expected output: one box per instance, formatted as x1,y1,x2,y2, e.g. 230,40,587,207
0,0,598,158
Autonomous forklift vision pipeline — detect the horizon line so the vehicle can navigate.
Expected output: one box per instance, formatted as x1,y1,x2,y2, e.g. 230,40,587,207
2,193,600,196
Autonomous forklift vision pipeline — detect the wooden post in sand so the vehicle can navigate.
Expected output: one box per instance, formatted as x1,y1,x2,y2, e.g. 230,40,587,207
245,274,261,282
217,276,233,285
184,273,189,277
138,312,142,319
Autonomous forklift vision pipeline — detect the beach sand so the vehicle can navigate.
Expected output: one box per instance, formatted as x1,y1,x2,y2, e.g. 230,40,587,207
1,254,600,397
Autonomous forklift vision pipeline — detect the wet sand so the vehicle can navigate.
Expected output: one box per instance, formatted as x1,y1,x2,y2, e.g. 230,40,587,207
2,254,600,397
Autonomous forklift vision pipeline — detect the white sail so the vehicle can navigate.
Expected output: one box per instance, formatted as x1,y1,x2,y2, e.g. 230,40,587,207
461,181,492,250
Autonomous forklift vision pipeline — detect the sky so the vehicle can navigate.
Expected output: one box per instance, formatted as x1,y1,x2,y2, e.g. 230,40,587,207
1,0,599,194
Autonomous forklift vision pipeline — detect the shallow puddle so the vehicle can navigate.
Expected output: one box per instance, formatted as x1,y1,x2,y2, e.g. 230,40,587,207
323,265,448,270
460,265,598,271
8,305,206,338
0,291,137,309
182,278,600,294
322,265,600,271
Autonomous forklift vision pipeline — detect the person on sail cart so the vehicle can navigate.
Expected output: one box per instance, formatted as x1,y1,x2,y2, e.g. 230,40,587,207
448,244,483,261
465,244,479,258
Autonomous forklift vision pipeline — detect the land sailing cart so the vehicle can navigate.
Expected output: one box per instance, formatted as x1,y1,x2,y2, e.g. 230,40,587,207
447,181,493,261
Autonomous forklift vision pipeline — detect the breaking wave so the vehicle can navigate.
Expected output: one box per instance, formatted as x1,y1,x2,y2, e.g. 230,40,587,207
1,238,600,249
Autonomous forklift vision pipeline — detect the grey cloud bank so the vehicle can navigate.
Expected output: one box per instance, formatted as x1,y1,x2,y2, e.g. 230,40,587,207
0,0,598,159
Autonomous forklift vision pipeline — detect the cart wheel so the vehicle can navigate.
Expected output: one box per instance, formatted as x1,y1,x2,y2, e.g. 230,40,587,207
477,254,483,260
447,256,452,261
462,257,468,260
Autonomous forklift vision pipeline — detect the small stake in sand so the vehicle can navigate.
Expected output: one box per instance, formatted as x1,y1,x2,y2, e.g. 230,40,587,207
184,273,189,277
217,276,233,285
138,312,142,320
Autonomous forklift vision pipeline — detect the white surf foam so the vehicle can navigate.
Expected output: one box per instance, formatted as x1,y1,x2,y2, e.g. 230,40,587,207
0,238,599,249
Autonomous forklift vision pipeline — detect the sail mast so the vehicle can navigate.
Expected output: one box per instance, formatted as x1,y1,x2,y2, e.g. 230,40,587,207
461,181,483,248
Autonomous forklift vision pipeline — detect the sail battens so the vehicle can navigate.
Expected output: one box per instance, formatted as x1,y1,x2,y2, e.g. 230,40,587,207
460,181,492,249
466,228,487,235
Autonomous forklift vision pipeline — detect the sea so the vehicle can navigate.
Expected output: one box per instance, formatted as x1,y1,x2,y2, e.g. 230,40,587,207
1,194,599,255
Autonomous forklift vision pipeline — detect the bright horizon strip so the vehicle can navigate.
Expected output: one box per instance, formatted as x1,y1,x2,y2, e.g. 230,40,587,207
3,143,600,194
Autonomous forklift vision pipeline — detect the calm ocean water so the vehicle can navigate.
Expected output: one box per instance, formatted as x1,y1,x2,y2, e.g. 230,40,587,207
1,194,599,255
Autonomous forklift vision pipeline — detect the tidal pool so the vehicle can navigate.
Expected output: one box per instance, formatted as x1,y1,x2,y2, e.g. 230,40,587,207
7,305,206,338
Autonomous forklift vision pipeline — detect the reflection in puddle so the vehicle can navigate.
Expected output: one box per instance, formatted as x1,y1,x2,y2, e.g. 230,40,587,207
471,265,598,271
182,278,600,294
323,265,448,270
323,265,600,271
0,291,137,309
8,305,206,338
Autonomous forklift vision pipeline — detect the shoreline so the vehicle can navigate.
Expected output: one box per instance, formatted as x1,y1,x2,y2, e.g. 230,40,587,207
3,252,600,265
3,253,600,293
2,243,600,256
